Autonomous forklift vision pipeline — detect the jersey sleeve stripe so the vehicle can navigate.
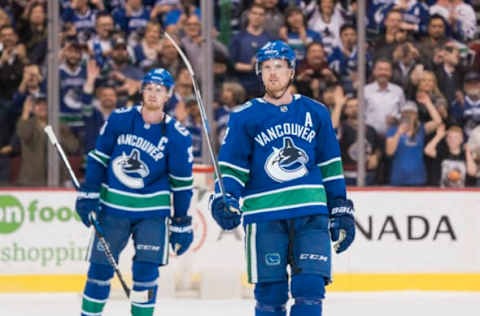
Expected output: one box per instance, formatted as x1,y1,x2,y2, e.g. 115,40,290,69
218,164,249,186
94,150,110,160
317,156,342,167
169,176,194,189
168,174,193,181
88,151,108,168
318,158,344,179
322,175,345,182
219,161,250,174
170,185,194,192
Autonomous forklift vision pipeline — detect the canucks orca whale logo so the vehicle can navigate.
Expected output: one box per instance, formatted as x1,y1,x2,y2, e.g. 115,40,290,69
112,149,150,189
265,137,309,182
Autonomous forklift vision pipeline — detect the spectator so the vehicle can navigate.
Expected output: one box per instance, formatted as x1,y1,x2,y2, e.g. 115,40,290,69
372,9,409,61
87,12,115,63
295,41,337,99
130,21,163,72
62,0,103,43
417,14,449,65
112,0,152,46
385,100,442,186
215,81,246,144
161,0,200,34
104,36,144,106
152,35,182,79
379,0,430,36
82,59,118,154
424,124,477,187
279,6,322,63
321,82,343,113
16,94,79,186
391,41,421,91
307,0,344,55
336,96,382,185
229,3,271,98
365,58,405,137
164,66,193,118
260,0,285,39
180,13,229,78
450,71,480,136
329,24,368,93
12,64,45,118
183,98,203,163
434,41,463,108
0,25,28,103
16,1,47,65
413,70,448,122
59,41,87,130
429,0,477,42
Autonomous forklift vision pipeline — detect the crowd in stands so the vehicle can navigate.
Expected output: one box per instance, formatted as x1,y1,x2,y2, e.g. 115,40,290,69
1,0,480,188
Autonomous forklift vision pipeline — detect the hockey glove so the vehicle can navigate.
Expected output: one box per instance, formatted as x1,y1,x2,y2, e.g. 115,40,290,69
75,185,101,228
170,216,194,256
329,198,355,254
209,193,241,230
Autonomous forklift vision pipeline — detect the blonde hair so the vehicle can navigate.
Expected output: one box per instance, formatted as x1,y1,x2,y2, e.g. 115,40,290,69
145,21,161,34
222,82,247,105
419,71,443,97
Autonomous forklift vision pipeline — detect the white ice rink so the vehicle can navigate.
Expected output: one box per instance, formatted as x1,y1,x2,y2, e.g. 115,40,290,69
1,292,479,316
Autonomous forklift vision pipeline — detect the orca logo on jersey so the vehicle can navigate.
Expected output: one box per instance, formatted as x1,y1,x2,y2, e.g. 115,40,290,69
112,149,150,189
265,137,309,182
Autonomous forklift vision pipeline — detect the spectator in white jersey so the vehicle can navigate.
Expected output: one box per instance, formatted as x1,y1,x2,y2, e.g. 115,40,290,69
307,0,344,56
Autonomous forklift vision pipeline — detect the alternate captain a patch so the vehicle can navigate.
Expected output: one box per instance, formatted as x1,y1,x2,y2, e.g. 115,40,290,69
112,149,150,189
265,137,309,182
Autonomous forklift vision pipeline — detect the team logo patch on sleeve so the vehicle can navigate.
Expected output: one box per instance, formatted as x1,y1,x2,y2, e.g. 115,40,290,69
265,137,309,182
112,149,150,189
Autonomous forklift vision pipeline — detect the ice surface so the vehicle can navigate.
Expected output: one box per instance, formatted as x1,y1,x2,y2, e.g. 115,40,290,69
0,292,479,316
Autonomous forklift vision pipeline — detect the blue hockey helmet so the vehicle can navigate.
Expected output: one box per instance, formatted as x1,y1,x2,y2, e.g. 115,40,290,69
141,68,175,95
255,40,296,75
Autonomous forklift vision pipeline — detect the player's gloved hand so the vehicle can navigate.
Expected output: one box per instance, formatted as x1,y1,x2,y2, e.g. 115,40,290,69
329,198,355,254
209,193,241,230
169,216,193,256
75,185,101,228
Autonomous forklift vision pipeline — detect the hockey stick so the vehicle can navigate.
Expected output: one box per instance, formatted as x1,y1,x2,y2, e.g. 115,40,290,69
44,125,153,303
163,32,231,205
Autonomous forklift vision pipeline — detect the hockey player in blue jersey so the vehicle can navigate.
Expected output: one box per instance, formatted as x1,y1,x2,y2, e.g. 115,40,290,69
210,41,356,316
75,68,194,316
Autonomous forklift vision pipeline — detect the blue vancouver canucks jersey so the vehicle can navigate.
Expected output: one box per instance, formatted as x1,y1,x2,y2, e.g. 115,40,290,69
216,95,346,224
84,106,193,218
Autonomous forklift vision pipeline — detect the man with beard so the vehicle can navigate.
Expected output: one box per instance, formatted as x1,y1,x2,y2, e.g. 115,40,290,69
365,58,405,137
210,41,355,316
450,71,480,136
77,68,193,316
60,41,87,131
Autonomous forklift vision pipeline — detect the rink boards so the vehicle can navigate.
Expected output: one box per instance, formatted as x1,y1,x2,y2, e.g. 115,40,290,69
0,168,479,293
